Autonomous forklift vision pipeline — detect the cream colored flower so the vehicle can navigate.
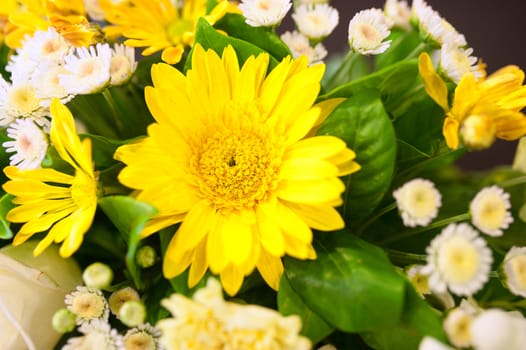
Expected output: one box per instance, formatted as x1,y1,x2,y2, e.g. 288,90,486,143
239,0,292,27
82,262,114,290
280,30,327,65
0,241,82,350
62,319,124,350
443,307,476,348
406,264,432,297
470,186,513,237
348,8,392,55
157,278,311,350
423,223,492,296
109,43,138,86
0,78,49,127
418,336,454,350
293,4,339,40
123,324,162,350
108,287,141,317
502,246,526,297
393,178,442,227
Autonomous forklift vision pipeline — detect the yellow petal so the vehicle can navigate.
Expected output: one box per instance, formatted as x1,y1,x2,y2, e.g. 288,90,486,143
418,52,449,112
188,238,208,288
276,177,345,204
284,200,345,231
173,200,215,252
6,199,74,222
151,62,186,89
3,165,74,184
450,73,479,119
220,263,244,296
256,248,284,291
256,203,286,256
220,211,253,267
161,45,184,65
279,158,338,181
276,201,313,244
16,208,73,235
443,115,461,149
206,214,227,273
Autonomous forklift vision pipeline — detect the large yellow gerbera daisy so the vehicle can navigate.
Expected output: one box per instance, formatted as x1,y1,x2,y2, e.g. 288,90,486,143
2,98,98,258
5,0,101,49
115,45,360,295
419,52,526,150
99,0,237,64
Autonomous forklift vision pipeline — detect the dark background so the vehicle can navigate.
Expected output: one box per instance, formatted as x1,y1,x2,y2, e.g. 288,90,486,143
286,0,526,171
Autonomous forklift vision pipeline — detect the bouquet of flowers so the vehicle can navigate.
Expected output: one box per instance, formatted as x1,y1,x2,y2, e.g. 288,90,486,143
1,0,526,349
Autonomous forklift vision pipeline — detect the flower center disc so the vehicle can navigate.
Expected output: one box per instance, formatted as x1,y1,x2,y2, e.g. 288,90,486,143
191,128,280,211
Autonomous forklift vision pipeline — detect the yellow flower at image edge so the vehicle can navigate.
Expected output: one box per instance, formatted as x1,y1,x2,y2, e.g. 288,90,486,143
418,52,526,150
100,0,238,64
2,99,98,258
115,45,360,295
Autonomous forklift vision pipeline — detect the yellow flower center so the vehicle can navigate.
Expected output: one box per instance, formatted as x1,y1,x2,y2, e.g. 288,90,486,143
71,292,106,319
8,85,40,115
438,236,480,284
509,255,526,290
190,125,282,211
460,114,496,150
124,332,156,350
359,23,381,43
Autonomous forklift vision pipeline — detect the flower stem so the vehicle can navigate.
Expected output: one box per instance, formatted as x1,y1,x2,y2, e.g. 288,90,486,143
403,42,427,60
102,88,125,137
498,175,526,188
324,51,358,91
356,202,398,236
378,213,471,245
385,248,427,265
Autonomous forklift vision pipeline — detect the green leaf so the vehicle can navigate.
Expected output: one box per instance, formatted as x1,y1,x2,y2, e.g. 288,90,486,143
0,194,14,239
317,92,397,226
361,281,448,350
190,18,280,71
214,14,291,61
320,60,418,100
98,196,158,290
82,134,129,170
278,275,334,344
284,231,406,333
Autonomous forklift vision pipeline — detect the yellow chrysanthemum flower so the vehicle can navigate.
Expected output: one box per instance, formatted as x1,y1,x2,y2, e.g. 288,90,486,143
99,0,238,64
419,52,526,150
2,99,98,258
0,0,17,43
5,0,102,49
115,45,360,295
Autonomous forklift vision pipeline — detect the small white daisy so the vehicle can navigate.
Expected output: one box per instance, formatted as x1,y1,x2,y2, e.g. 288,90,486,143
62,319,124,350
423,223,493,296
406,264,432,297
108,286,141,317
384,0,411,31
0,78,49,126
109,43,138,86
292,4,339,40
443,307,476,348
123,323,163,350
60,43,112,95
502,246,526,298
238,0,292,27
418,336,454,350
411,0,466,48
2,118,48,170
65,286,110,325
348,8,392,55
469,185,513,237
470,309,526,350
438,44,482,84
32,62,75,106
393,178,442,227
280,30,327,65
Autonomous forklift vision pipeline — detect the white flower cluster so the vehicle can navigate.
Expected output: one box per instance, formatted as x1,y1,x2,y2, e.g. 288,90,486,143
411,0,481,83
348,8,392,55
0,27,137,170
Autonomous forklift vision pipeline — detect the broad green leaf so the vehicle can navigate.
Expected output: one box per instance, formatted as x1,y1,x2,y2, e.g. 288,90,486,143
190,18,280,71
361,281,448,350
317,92,397,226
320,60,418,101
215,14,291,62
0,194,14,239
99,196,157,289
284,231,406,333
278,275,334,344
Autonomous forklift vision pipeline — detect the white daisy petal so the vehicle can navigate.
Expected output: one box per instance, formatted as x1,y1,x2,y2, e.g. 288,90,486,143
384,0,411,31
62,319,124,350
424,223,493,296
438,44,482,84
470,185,513,237
109,43,138,86
280,30,327,65
393,178,442,227
443,307,476,348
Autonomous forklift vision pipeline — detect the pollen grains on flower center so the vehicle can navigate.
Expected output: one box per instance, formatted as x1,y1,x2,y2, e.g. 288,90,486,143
190,125,282,211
